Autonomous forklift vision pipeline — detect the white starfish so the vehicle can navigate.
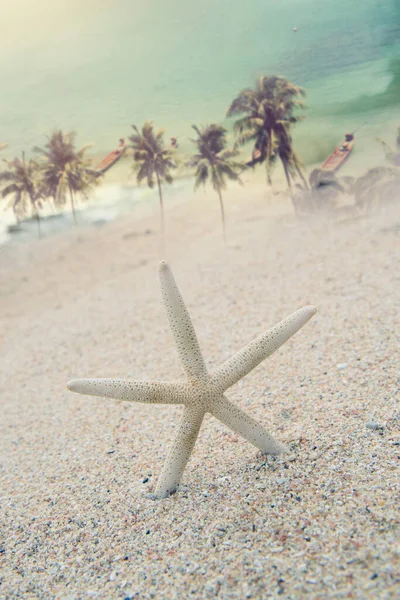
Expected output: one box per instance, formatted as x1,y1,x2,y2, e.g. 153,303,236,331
67,262,316,498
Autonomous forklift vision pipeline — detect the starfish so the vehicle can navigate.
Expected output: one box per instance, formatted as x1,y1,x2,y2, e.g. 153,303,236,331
67,262,316,498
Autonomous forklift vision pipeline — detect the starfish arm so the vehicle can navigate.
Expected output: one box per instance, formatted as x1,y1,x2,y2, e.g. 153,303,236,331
159,261,208,382
211,395,288,454
67,378,187,405
154,406,205,498
211,306,317,392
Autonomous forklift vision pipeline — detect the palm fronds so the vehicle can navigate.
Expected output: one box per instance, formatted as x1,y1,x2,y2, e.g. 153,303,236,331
190,124,245,240
0,154,45,236
34,130,99,224
227,75,306,187
129,121,177,235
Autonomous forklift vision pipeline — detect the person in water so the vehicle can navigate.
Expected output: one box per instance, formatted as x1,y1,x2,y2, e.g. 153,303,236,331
340,133,354,152
170,137,178,148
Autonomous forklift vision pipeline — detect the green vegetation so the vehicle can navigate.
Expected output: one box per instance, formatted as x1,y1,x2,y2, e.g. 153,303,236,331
128,121,177,235
0,153,44,236
189,124,244,239
0,78,398,242
227,75,307,188
34,130,99,225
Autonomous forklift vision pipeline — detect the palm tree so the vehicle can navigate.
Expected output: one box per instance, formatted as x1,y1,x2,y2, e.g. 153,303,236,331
128,121,177,235
227,75,307,188
34,130,98,224
0,153,45,236
189,124,244,240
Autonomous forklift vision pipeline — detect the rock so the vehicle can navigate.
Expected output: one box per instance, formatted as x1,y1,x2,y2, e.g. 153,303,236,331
366,421,383,430
255,483,266,491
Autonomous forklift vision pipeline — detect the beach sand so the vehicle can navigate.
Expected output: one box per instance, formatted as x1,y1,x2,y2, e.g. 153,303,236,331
0,185,399,599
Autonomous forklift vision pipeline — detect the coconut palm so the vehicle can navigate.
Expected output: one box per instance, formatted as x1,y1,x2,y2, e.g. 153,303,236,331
227,75,307,188
128,121,177,235
34,130,98,224
0,153,45,236
189,123,244,240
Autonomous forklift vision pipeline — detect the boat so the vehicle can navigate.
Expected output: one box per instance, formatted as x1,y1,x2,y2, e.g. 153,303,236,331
321,133,354,172
95,139,126,175
246,148,264,167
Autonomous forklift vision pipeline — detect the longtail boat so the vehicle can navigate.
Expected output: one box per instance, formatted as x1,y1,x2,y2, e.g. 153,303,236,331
321,133,354,172
95,139,126,175
246,148,264,167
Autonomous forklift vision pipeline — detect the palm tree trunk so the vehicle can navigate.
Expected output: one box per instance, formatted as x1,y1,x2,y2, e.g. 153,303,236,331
35,211,41,238
68,182,77,225
266,136,273,186
216,187,226,242
282,162,292,189
290,194,299,217
296,165,308,189
30,193,41,238
156,172,165,235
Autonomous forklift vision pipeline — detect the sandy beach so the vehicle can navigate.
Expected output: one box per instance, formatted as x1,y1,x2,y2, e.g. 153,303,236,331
0,185,399,599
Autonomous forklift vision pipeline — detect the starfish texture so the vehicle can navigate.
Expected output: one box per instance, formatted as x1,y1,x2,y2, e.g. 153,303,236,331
67,262,316,498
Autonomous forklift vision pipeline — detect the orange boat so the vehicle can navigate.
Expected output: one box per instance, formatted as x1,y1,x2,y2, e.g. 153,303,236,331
96,139,126,174
321,133,354,172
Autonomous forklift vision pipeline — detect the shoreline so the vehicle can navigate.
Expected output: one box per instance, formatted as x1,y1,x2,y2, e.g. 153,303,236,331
1,3,399,595
0,158,294,248
0,135,388,249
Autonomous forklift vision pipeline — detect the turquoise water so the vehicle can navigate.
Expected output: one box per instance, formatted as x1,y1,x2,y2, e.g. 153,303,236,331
0,0,398,165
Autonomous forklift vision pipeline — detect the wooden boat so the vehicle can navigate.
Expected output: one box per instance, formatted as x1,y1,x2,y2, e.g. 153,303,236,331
246,148,264,167
95,140,126,175
321,133,354,172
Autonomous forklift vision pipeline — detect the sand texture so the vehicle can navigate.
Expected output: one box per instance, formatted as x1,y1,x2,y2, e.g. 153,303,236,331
0,188,399,599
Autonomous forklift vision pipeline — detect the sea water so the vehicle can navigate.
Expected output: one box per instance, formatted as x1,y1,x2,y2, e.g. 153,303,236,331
0,0,399,240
